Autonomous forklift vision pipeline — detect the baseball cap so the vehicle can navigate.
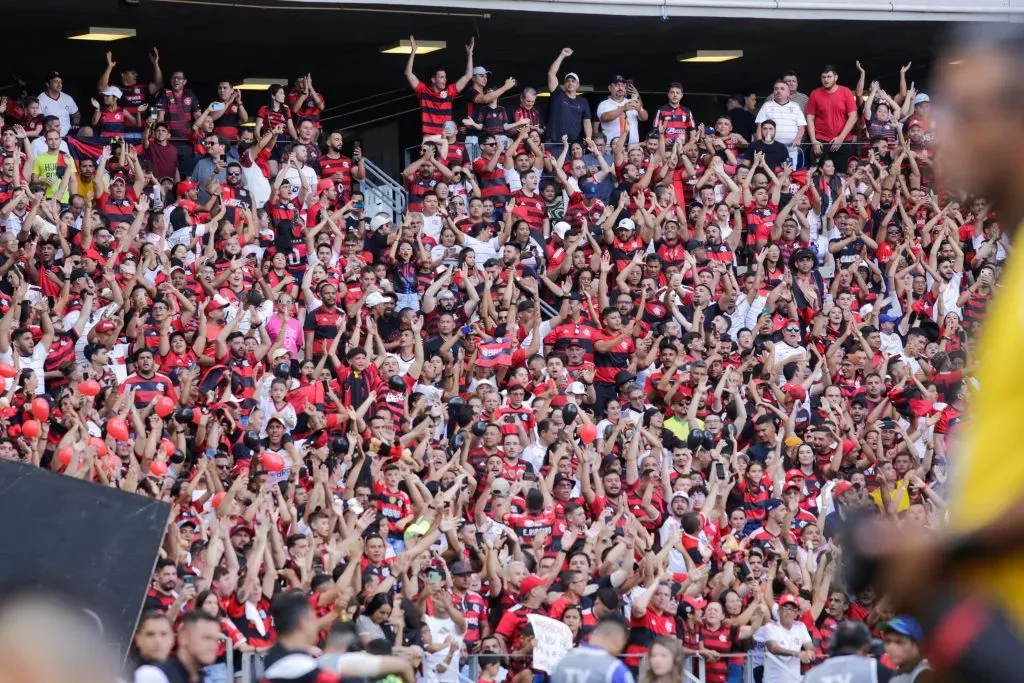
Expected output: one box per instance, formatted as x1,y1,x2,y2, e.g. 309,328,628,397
365,292,389,307
230,523,254,537
552,221,572,239
685,239,705,251
109,175,127,186
833,481,854,497
610,74,628,84
784,383,807,401
613,370,635,387
567,381,587,395
553,473,575,487
777,594,800,609
491,477,511,497
94,320,116,333
564,72,580,82
880,616,924,642
764,498,784,512
907,117,924,130
472,66,491,76
101,86,123,99
519,574,545,595
177,180,198,194
913,93,930,105
450,561,474,575
617,217,636,232
369,214,391,231
582,183,600,199
316,179,334,193
436,289,456,301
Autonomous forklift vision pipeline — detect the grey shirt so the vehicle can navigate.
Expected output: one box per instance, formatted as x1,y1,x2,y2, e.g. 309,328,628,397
803,654,892,683
190,156,227,203
550,644,634,683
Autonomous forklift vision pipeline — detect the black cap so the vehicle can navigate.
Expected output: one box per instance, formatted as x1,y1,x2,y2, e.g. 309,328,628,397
611,74,627,84
613,370,636,387
567,292,585,302
685,239,705,250
553,473,575,487
449,561,473,575
764,498,784,512
790,247,816,265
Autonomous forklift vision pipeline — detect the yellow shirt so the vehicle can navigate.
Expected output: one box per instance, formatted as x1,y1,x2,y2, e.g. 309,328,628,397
949,227,1024,631
869,486,910,513
31,151,75,203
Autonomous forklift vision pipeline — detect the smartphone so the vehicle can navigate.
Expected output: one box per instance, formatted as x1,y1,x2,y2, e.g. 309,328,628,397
461,325,473,335
354,201,364,210
788,545,798,561
427,569,442,583
347,498,364,515
715,462,726,480
183,575,195,587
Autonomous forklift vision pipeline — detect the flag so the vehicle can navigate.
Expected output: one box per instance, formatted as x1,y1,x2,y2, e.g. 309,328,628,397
476,338,513,368
66,134,144,163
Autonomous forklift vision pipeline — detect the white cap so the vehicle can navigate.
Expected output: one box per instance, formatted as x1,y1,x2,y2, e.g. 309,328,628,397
564,72,580,82
473,66,491,76
913,93,930,105
241,245,261,258
617,217,636,232
101,86,123,99
369,214,390,231
552,221,571,239
567,381,587,395
365,292,389,307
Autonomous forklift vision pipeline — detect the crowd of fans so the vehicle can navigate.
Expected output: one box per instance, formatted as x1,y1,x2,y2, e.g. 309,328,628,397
0,36,973,683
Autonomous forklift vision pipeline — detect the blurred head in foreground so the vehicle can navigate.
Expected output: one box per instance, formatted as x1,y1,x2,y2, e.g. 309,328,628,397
0,585,117,683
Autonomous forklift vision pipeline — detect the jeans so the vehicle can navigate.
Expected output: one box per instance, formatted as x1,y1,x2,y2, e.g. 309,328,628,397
727,661,744,683
395,291,420,312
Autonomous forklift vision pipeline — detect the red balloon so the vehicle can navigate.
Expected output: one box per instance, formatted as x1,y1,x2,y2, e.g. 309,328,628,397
107,417,130,441
58,447,74,466
579,423,597,445
0,363,16,379
21,420,40,438
31,397,50,421
150,460,168,477
87,436,108,456
155,396,175,418
210,491,226,510
262,451,285,472
161,439,176,457
79,379,101,397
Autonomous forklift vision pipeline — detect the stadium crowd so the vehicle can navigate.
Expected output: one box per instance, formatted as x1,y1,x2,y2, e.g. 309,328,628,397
0,36,969,683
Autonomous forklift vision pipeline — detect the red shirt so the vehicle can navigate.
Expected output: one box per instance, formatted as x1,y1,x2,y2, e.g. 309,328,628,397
806,85,857,142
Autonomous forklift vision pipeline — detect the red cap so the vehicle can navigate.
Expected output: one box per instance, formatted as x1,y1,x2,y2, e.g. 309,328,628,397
784,383,807,401
177,180,199,195
777,594,800,608
833,481,854,497
907,117,924,129
683,596,707,610
95,320,116,333
205,298,227,314
82,247,107,266
316,179,334,194
785,469,805,482
519,574,545,596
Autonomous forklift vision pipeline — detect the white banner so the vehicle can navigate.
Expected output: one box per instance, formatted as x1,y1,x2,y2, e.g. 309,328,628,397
527,614,574,673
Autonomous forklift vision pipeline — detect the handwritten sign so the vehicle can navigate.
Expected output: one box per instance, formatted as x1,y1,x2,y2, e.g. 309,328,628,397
528,614,574,673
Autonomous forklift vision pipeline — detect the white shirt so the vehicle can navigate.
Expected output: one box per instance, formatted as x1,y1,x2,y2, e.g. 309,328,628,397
755,620,812,683
0,344,48,395
597,97,640,145
31,137,70,157
38,91,79,137
773,341,807,367
283,166,318,208
421,211,444,241
754,99,807,148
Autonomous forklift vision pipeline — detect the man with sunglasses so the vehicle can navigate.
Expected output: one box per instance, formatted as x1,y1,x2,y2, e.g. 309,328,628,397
190,133,227,203
218,161,252,225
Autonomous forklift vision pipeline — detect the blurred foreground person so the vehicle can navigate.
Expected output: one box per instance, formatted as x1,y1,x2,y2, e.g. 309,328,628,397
0,586,118,683
863,22,1024,683
133,612,220,683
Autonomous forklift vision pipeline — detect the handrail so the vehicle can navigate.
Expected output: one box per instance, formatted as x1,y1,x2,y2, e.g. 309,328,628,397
360,156,408,224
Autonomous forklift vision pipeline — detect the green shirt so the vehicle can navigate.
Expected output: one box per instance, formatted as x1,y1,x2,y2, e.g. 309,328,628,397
32,150,75,203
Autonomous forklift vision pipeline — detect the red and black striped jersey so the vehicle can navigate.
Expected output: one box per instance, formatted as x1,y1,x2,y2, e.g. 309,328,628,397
415,82,459,137
97,109,126,138
654,104,695,143
473,157,510,207
593,329,634,384
319,153,354,201
121,371,178,408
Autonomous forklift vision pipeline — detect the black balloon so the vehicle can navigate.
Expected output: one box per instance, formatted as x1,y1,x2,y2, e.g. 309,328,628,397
701,434,717,451
169,449,186,465
451,432,465,452
562,403,579,425
330,435,350,454
686,429,705,451
174,407,194,424
449,396,465,407
274,363,291,380
389,375,406,391
471,420,488,437
243,431,261,450
451,403,474,428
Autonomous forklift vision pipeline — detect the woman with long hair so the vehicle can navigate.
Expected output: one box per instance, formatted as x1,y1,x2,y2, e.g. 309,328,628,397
255,84,297,175
638,635,686,683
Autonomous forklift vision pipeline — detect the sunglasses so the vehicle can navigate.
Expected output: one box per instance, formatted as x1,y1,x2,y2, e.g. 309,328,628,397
481,142,497,147
785,327,800,332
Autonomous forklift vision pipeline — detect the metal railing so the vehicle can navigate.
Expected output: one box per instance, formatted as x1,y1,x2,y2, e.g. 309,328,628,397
233,648,830,683
361,156,408,225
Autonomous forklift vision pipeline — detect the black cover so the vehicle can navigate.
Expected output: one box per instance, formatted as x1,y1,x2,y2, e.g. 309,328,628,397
0,461,170,661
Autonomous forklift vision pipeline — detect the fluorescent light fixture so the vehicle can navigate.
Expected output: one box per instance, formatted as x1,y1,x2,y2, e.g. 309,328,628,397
381,39,445,55
948,59,963,65
537,92,551,98
233,78,287,91
577,85,594,93
68,27,136,42
241,121,257,128
678,50,743,63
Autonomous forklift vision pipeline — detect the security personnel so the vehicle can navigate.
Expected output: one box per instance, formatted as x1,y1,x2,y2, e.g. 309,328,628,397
803,621,893,683
551,613,634,683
